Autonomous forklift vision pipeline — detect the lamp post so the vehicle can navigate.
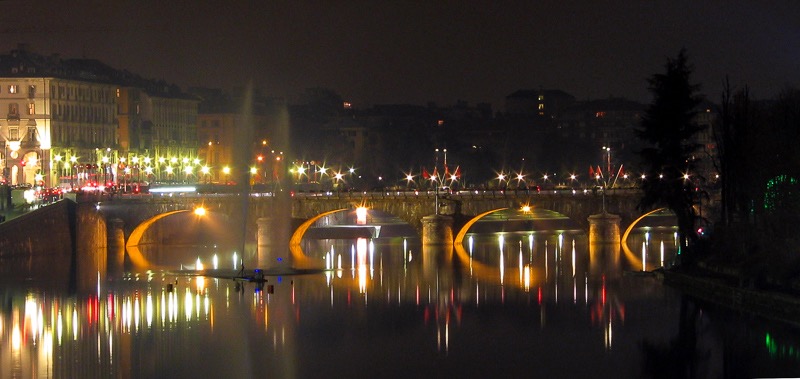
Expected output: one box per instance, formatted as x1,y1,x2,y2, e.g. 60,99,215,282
601,146,611,211
602,146,611,186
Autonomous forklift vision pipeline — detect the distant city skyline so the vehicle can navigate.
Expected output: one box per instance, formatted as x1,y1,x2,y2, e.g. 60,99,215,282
1,1,798,108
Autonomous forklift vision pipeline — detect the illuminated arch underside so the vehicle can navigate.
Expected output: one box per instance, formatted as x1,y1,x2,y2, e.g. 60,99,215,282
453,208,508,280
620,207,668,269
125,210,192,268
289,209,348,269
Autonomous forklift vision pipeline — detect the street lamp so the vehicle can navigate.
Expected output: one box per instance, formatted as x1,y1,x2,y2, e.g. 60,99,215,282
602,146,612,186
222,166,231,184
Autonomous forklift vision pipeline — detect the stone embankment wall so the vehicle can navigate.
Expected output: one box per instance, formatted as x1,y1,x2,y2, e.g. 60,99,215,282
662,269,800,327
0,200,107,290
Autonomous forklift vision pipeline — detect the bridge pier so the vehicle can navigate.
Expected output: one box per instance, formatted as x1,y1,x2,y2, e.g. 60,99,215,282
257,217,290,267
107,218,125,274
587,211,621,244
421,215,453,245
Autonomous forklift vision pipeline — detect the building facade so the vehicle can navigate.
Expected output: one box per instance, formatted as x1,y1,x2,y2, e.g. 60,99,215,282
0,45,199,188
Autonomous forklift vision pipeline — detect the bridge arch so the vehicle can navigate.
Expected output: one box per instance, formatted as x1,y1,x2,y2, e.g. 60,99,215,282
620,207,668,269
454,208,509,247
289,209,348,268
126,210,195,248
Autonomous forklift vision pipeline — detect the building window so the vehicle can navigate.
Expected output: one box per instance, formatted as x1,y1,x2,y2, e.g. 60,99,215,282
28,85,35,97
28,103,35,115
116,88,120,97
538,103,544,110
9,85,18,94
27,127,36,142
8,103,19,118
9,127,18,140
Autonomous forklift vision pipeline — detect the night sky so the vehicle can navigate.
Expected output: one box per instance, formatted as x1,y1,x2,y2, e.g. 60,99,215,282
1,1,798,108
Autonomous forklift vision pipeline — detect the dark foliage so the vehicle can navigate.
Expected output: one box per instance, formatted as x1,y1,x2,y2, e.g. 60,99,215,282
637,49,704,261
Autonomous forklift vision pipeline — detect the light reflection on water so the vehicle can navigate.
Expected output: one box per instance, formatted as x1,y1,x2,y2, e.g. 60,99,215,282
1,227,799,378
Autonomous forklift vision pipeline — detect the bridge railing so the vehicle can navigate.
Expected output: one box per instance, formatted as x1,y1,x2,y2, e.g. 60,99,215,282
91,188,640,203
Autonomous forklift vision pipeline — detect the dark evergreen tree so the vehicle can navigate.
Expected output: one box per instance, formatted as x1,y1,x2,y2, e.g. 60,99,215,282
637,49,704,260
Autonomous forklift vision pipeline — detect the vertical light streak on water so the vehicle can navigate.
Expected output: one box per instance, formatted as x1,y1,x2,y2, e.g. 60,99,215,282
233,252,238,271
572,243,576,278
351,244,356,279
498,235,505,285
645,231,650,246
468,235,474,256
369,240,375,279
585,274,589,304
518,249,523,284
528,234,534,260
660,241,665,267
185,288,193,322
195,293,201,319
213,254,218,270
161,291,166,324
134,296,140,332
57,311,63,345
146,293,153,328
642,241,647,272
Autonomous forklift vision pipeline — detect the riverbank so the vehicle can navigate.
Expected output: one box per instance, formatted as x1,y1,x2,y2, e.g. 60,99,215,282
660,265,800,327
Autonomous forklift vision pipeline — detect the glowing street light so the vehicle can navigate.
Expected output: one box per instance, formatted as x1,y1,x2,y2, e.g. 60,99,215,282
356,206,368,225
194,207,207,216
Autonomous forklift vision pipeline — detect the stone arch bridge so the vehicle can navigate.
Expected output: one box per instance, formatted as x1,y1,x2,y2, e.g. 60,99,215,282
96,189,644,243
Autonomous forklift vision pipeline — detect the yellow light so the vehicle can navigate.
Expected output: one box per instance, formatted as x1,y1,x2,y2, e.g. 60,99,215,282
222,166,230,174
250,167,257,174
201,166,210,174
184,166,193,175
356,206,368,225
521,205,531,213
54,155,63,162
194,207,206,216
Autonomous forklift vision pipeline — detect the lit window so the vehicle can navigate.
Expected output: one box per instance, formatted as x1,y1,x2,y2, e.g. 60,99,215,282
28,103,34,114
9,85,18,94
116,88,120,97
595,111,606,118
537,95,544,101
538,104,544,110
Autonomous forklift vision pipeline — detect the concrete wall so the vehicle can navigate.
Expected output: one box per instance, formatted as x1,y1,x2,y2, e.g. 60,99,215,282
0,200,106,291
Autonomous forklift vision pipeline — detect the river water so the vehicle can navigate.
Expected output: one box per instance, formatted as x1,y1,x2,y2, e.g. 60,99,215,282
1,215,799,378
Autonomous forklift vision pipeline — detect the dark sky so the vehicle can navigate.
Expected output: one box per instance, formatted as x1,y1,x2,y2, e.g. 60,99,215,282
1,1,798,109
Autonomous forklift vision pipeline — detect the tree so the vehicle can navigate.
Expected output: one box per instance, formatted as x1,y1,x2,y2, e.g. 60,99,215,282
637,49,704,261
